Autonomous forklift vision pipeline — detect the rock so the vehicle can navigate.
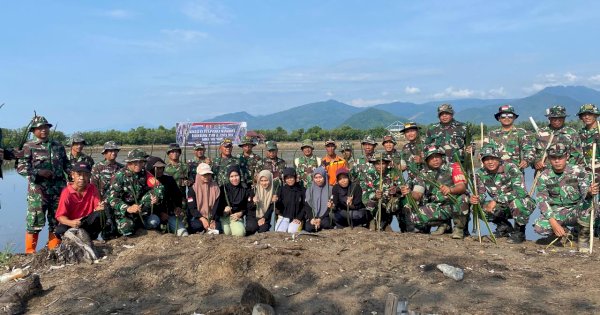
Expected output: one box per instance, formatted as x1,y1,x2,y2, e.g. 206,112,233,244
437,264,464,281
52,228,98,264
0,274,43,315
252,303,275,315
240,282,276,308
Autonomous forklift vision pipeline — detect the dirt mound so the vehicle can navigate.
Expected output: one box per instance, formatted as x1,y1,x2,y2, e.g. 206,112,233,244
3,229,600,314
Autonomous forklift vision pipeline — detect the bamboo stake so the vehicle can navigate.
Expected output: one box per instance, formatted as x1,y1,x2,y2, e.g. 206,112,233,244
470,150,482,243
530,133,555,195
591,143,596,253
377,153,383,232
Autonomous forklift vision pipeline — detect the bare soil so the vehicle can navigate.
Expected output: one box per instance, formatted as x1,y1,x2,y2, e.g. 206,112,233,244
3,229,600,315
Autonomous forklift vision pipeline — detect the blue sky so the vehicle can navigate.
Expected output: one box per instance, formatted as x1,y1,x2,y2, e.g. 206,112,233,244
1,1,600,133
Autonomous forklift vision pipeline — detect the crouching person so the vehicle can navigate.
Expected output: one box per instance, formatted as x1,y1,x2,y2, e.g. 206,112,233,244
364,155,401,231
187,163,220,234
533,144,599,252
246,170,277,235
304,167,334,232
107,149,163,236
332,168,370,228
275,168,307,233
54,162,104,241
218,166,249,237
146,156,187,236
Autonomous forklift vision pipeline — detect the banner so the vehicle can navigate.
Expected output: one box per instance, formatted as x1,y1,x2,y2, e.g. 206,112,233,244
175,122,247,147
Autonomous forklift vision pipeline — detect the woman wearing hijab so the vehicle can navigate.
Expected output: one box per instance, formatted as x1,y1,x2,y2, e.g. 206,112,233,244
246,170,277,235
186,163,221,234
331,167,370,228
304,167,335,232
275,168,307,233
217,165,250,236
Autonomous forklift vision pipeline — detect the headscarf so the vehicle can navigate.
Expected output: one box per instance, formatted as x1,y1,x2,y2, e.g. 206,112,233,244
193,167,220,218
223,165,244,207
306,167,330,218
255,170,274,218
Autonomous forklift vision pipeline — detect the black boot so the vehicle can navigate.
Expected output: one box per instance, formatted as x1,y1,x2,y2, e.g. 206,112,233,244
493,219,513,238
507,223,526,244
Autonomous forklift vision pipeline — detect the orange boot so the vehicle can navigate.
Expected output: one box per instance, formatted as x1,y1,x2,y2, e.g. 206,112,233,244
25,233,39,254
47,232,61,250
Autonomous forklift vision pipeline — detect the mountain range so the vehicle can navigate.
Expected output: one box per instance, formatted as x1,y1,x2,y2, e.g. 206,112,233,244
204,85,600,130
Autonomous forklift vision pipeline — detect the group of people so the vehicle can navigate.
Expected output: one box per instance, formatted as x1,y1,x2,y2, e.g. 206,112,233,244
2,101,600,254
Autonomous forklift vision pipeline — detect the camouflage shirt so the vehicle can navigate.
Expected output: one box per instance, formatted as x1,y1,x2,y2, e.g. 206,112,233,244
579,126,600,166
535,125,583,166
91,160,124,198
400,139,426,180
485,127,535,165
349,154,374,191
68,152,95,167
262,157,286,181
187,156,212,181
383,149,403,169
362,168,401,212
474,162,530,204
164,161,190,188
238,153,264,185
425,120,467,163
412,163,466,205
106,168,165,217
536,165,591,218
211,155,241,186
17,138,70,185
294,155,321,187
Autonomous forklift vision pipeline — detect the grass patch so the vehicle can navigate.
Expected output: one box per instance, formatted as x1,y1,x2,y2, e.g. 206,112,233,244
0,243,15,267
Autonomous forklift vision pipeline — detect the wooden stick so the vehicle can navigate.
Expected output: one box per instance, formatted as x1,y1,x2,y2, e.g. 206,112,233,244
530,133,555,195
470,150,482,243
591,143,597,254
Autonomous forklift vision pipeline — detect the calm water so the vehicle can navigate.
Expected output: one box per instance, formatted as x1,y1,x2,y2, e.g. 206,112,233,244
0,148,539,252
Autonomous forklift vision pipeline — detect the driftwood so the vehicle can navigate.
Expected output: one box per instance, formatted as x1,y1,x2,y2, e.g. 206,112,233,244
0,275,43,315
51,229,98,264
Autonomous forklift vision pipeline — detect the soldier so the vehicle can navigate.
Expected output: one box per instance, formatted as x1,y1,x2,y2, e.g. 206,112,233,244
91,141,124,239
294,139,321,188
237,136,263,186
425,104,467,163
211,138,241,186
382,133,402,168
164,143,190,195
17,115,70,253
469,143,535,243
577,103,600,167
400,145,469,239
322,139,347,186
262,140,286,184
350,135,377,191
485,105,534,169
106,149,164,236
362,155,401,231
399,122,425,179
534,105,582,170
533,144,598,252
340,141,356,169
67,132,95,168
187,142,212,184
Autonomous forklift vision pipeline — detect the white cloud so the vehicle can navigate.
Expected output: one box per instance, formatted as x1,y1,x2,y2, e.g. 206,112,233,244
487,87,506,97
404,86,421,94
103,9,134,19
433,87,475,99
325,91,334,97
590,75,600,85
349,98,397,107
183,0,229,24
523,72,583,93
160,29,208,42
564,72,577,82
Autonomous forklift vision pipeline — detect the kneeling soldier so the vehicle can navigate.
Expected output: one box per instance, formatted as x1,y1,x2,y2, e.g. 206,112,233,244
363,154,401,231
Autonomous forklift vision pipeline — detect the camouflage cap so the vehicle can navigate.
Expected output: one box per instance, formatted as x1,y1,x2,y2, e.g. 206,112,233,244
340,141,353,151
382,134,397,145
368,153,392,163
29,116,53,131
68,132,87,146
101,141,120,154
577,103,600,116
423,145,445,159
494,104,519,120
360,135,377,145
300,139,314,149
437,103,454,115
480,143,501,159
400,122,420,133
72,161,92,173
266,140,278,151
193,142,206,150
124,148,148,162
545,105,568,118
220,138,233,147
166,143,182,153
238,136,256,147
325,139,336,147
546,143,568,157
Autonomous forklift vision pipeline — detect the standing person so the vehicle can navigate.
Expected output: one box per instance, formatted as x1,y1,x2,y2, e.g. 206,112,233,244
350,135,377,191
534,105,582,170
577,103,600,167
212,138,241,186
146,156,187,236
469,144,535,243
91,141,124,239
246,170,277,234
294,139,321,188
164,143,190,196
425,104,467,163
67,133,95,167
533,144,598,252
275,168,307,233
54,162,104,241
186,163,221,234
331,168,369,228
217,166,249,237
17,115,70,254
382,133,402,168
322,139,347,186
106,149,164,236
262,141,286,184
399,122,425,179
303,167,334,232
340,141,356,169
363,155,401,231
485,105,534,170
187,142,212,185
238,136,263,186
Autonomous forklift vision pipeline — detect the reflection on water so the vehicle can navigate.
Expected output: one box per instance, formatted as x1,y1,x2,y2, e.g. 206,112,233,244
0,149,541,253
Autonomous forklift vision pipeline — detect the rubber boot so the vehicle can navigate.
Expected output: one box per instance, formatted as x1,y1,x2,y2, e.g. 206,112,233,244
493,219,513,238
431,223,449,236
452,216,467,239
47,232,61,250
507,223,526,244
578,223,591,253
25,233,39,254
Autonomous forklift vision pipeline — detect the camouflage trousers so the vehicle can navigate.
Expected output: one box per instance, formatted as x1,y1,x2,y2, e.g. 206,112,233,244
483,198,535,226
26,181,65,233
115,212,161,236
408,195,469,228
533,202,591,236
369,198,403,231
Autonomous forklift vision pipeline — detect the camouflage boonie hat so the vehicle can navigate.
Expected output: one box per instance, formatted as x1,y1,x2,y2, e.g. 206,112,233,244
546,143,568,157
423,145,445,159
480,143,501,159
437,103,454,115
266,141,278,151
382,134,396,145
325,139,336,147
101,141,120,154
167,143,182,153
193,142,206,150
220,138,233,147
300,139,314,149
361,135,377,145
340,141,353,151
494,104,519,120
545,105,568,118
29,116,53,131
238,136,256,147
368,153,392,163
68,132,87,146
577,103,600,116
124,148,148,162
400,122,420,133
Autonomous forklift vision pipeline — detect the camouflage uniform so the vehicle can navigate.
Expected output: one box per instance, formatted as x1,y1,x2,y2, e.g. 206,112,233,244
295,155,320,187
577,104,600,166
485,105,535,166
399,122,426,181
262,157,286,182
350,135,377,191
425,104,467,163
238,153,263,185
534,106,583,167
187,143,212,183
17,116,70,233
362,157,402,231
165,162,189,192
67,133,95,167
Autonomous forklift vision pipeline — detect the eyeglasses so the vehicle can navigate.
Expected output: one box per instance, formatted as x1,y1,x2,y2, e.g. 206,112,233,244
499,114,514,119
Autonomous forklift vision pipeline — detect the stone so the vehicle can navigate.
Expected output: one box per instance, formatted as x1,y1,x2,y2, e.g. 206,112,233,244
437,264,464,281
240,282,276,308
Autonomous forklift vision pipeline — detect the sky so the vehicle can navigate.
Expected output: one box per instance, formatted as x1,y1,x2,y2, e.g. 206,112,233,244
1,1,600,133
